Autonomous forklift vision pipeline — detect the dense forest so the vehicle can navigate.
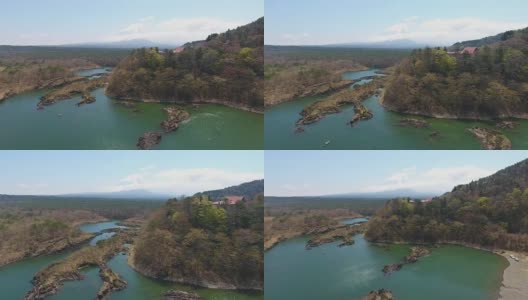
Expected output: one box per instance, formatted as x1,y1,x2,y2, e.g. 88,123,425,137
196,179,264,200
383,27,528,119
366,159,528,251
131,193,264,290
107,18,264,110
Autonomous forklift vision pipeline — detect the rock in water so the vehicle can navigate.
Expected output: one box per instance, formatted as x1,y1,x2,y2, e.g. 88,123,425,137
382,263,402,275
496,121,518,129
163,290,203,300
136,132,162,150
76,92,96,107
404,246,430,263
362,288,395,300
294,127,305,134
467,127,512,150
96,264,127,300
161,106,190,133
397,118,429,128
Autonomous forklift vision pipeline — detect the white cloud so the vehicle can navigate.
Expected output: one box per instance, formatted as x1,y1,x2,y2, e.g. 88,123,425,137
370,17,528,45
360,165,495,194
104,16,246,43
103,167,262,195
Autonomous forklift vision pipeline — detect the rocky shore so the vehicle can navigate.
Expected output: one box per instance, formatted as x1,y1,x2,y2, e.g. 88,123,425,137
296,78,384,126
96,264,127,300
467,127,512,150
349,102,373,126
136,132,162,150
76,92,96,107
0,76,84,103
0,231,95,268
163,290,203,300
362,288,395,300
305,224,366,250
160,106,190,133
266,79,355,107
24,231,135,300
38,76,107,108
127,246,263,291
383,246,430,275
498,250,528,300
397,118,429,128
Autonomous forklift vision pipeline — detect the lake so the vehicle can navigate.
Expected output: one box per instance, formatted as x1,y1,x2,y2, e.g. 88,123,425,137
264,233,508,300
0,221,263,300
0,69,263,150
265,69,528,149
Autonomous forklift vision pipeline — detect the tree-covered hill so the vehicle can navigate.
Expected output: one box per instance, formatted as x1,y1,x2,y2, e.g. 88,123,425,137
196,179,264,200
366,158,528,251
446,159,528,200
383,27,528,119
130,193,263,290
450,29,519,50
106,18,264,111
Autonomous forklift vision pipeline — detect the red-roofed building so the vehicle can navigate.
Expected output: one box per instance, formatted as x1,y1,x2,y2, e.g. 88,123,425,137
421,197,433,203
224,196,244,205
460,47,478,55
173,46,185,54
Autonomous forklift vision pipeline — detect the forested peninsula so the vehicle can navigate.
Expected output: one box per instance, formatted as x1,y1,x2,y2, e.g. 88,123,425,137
383,27,528,120
107,18,264,113
366,159,528,252
129,182,264,291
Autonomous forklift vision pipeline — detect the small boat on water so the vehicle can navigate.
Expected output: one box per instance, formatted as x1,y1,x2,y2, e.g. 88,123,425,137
324,140,331,146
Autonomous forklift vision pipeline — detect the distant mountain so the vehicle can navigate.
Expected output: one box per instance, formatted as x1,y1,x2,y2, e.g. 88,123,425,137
325,39,428,49
323,189,435,199
196,179,264,200
62,39,179,49
59,189,171,200
449,27,527,50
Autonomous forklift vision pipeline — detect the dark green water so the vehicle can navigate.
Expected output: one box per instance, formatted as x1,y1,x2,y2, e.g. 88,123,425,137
265,70,528,149
0,252,70,298
264,234,508,300
0,70,263,150
0,221,263,299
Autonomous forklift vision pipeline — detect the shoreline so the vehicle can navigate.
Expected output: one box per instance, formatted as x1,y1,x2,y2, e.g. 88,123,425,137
369,239,528,300
498,250,528,300
264,67,370,108
268,231,526,300
264,214,364,251
378,93,528,121
127,246,263,292
109,95,264,114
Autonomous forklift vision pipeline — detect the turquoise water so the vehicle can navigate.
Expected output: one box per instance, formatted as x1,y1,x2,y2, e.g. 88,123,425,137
265,235,508,300
0,69,263,150
0,221,263,299
79,221,127,233
265,70,528,149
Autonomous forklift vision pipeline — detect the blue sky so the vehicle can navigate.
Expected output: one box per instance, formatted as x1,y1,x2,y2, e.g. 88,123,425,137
265,151,528,196
0,0,263,45
265,0,528,45
0,151,263,195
